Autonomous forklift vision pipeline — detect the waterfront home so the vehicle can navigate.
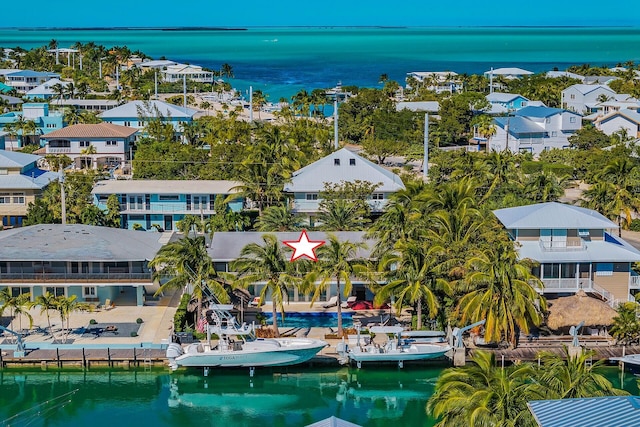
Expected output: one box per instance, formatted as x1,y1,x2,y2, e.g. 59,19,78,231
283,148,405,219
0,94,23,110
98,100,197,135
561,84,617,114
545,70,585,82
405,71,463,94
3,70,60,93
481,106,582,155
137,59,178,71
39,123,138,170
161,64,214,83
0,224,164,306
49,98,121,113
594,109,640,138
0,103,65,148
0,150,59,228
484,67,534,81
583,75,619,85
24,78,70,100
208,231,375,303
528,396,640,427
493,202,640,305
91,179,243,231
485,92,532,114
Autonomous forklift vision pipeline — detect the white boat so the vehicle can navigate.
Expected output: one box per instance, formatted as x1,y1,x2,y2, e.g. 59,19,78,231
336,326,451,368
610,353,640,372
400,330,447,344
166,304,328,371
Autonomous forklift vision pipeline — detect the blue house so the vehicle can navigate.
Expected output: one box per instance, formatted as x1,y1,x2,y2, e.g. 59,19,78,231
485,92,532,114
4,70,60,93
98,100,197,136
91,180,244,231
0,103,64,147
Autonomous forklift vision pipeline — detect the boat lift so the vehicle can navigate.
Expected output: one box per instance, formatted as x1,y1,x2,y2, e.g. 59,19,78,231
451,319,486,348
0,326,27,357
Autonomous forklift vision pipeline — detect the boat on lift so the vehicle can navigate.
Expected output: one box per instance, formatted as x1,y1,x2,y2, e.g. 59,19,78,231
166,304,328,372
336,325,451,368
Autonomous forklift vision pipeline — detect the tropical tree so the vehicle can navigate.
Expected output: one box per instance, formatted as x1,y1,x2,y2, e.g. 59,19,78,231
523,171,567,203
595,157,640,234
55,295,90,343
203,195,248,240
427,350,542,427
79,144,97,169
0,289,34,331
231,234,301,337
255,205,304,232
316,199,370,231
609,302,640,345
455,242,546,347
176,215,203,237
33,291,58,334
306,234,366,336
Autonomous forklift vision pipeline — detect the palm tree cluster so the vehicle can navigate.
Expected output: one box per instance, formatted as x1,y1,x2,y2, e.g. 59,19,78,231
428,349,626,427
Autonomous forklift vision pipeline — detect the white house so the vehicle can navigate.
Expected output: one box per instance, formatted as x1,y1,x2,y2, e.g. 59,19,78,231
3,70,60,93
283,148,405,217
561,84,617,114
137,60,178,71
24,78,71,100
545,70,585,81
40,123,138,170
485,92,539,114
161,64,214,83
484,67,534,80
595,110,640,138
98,100,197,134
485,106,582,155
406,71,463,94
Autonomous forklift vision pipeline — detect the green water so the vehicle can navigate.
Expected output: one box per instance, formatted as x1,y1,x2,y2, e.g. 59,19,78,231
0,365,637,427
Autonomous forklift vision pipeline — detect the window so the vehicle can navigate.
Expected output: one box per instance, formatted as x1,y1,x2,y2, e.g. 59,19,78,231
569,117,576,123
0,193,9,204
106,140,118,146
371,193,384,200
551,131,557,137
158,195,180,201
12,193,24,204
192,195,207,211
305,193,318,201
79,140,90,147
578,229,590,237
124,121,131,127
83,286,97,297
349,158,356,166
521,101,528,107
11,287,30,297
128,195,144,210
334,159,340,166
545,118,551,124
570,94,575,100
45,287,65,297
595,263,613,276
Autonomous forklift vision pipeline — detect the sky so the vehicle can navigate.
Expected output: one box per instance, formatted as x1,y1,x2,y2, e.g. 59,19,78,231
4,0,640,28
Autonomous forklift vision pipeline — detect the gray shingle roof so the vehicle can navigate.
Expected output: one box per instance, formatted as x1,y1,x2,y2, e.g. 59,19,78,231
208,231,374,261
493,202,617,230
0,224,164,261
528,396,640,427
283,148,405,193
91,180,242,195
305,417,363,427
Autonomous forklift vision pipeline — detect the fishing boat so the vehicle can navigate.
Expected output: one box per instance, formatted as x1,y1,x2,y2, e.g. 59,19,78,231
166,303,328,372
336,326,451,368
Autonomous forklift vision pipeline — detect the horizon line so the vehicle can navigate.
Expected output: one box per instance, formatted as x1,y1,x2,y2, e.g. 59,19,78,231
1,25,639,30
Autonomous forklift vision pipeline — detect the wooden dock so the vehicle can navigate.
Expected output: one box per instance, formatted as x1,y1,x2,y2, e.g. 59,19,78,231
469,343,640,363
0,348,168,369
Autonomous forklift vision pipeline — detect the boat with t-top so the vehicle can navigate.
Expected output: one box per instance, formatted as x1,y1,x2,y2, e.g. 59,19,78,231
166,303,328,372
336,325,451,368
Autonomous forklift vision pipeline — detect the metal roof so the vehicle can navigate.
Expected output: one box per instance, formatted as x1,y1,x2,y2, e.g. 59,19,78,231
98,100,197,119
515,106,573,118
0,149,41,168
565,84,616,96
494,117,544,135
598,110,640,126
305,417,363,427
517,235,640,263
484,67,534,75
0,171,59,190
25,78,69,95
6,70,59,78
528,396,640,427
545,71,584,80
208,231,374,262
0,224,164,262
0,94,23,105
396,101,440,112
486,92,526,103
493,202,617,230
283,148,405,193
91,179,242,195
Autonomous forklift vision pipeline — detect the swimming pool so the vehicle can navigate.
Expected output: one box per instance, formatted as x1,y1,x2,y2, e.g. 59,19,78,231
263,312,354,328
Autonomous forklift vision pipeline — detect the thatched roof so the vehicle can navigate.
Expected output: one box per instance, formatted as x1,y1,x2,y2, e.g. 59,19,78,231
546,290,617,330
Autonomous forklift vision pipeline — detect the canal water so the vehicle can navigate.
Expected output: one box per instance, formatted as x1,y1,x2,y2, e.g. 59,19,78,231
0,365,637,427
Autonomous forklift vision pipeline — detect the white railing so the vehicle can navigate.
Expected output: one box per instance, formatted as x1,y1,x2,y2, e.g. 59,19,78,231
591,283,616,307
629,275,640,289
538,238,587,251
48,148,71,153
538,278,593,291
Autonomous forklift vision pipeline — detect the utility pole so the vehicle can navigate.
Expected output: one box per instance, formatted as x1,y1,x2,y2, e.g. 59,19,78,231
505,118,510,152
334,99,339,150
423,113,429,178
154,71,158,99
182,74,187,108
489,67,494,94
59,163,66,225
249,86,253,123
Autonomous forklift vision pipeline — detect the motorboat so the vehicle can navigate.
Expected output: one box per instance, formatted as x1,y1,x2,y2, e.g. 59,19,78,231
166,304,328,372
336,326,452,368
610,353,640,373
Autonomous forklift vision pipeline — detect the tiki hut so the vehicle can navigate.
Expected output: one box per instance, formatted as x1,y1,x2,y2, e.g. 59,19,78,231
546,290,617,331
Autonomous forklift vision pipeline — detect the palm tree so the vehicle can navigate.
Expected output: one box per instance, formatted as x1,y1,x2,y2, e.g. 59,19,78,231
524,171,567,203
306,234,367,336
64,82,75,100
427,350,542,427
21,120,37,146
537,347,627,399
255,205,304,231
456,242,546,347
375,240,448,330
51,83,66,102
176,215,203,237
220,63,234,80
316,199,370,231
231,234,301,337
79,144,97,169
33,291,58,334
0,289,34,332
581,181,617,221
55,295,90,343
595,158,640,234
609,302,640,345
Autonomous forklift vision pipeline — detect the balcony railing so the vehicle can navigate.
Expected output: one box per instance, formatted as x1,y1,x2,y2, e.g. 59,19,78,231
539,238,586,251
291,199,389,213
536,278,593,292
0,272,151,283
48,148,71,153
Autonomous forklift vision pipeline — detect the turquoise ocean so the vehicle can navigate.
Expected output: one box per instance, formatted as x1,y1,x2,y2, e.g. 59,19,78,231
1,27,640,100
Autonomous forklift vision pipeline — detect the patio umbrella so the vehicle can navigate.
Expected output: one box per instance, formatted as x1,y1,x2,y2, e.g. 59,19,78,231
546,290,617,330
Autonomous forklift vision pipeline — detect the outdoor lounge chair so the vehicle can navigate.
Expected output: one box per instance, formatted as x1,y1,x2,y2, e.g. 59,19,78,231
341,296,357,309
322,296,338,308
102,299,114,311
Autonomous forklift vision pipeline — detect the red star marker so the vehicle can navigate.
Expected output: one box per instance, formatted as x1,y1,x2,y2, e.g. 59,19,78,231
283,230,325,262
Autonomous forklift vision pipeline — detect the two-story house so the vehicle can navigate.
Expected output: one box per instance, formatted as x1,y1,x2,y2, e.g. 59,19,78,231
486,106,582,155
283,148,405,221
161,64,215,83
561,84,617,114
3,70,60,93
24,78,70,100
0,224,164,306
595,110,640,138
405,71,463,94
98,100,197,135
0,103,65,147
493,202,640,305
40,123,138,170
91,180,243,231
485,92,533,114
0,150,59,228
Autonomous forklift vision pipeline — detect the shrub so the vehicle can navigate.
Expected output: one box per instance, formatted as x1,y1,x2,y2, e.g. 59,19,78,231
542,163,573,178
136,318,144,324
89,319,97,325
173,294,191,332
630,219,640,232
521,161,543,175
130,331,138,337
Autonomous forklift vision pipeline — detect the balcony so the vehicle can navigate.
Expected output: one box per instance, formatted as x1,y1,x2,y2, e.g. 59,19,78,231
0,272,152,283
539,237,586,252
121,203,214,214
536,278,593,293
48,147,71,154
291,199,388,213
